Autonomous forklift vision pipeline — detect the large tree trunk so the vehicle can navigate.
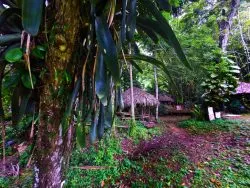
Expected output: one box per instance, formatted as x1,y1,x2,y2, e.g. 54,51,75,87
34,1,80,187
219,0,240,52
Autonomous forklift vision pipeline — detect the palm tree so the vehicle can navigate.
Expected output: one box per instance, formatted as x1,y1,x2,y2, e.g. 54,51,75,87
0,0,190,186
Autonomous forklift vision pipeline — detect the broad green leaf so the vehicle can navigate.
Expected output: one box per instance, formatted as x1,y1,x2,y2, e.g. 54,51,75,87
0,34,21,45
137,24,159,43
0,43,20,61
21,72,36,89
97,103,105,139
229,69,240,74
90,111,98,144
210,73,217,78
95,16,120,84
140,0,191,69
11,84,32,125
124,54,178,90
31,46,45,59
1,0,17,7
95,52,108,106
116,86,124,110
120,0,127,43
130,60,143,73
76,123,86,148
126,0,136,41
0,8,21,28
5,47,22,63
36,45,46,51
230,65,240,70
104,100,113,129
62,78,81,133
156,0,172,11
22,0,44,36
124,54,163,68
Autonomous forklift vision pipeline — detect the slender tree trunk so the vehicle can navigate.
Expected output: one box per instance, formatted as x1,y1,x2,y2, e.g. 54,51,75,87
237,13,250,72
129,44,135,122
129,63,135,122
154,66,159,121
219,0,240,52
34,1,80,187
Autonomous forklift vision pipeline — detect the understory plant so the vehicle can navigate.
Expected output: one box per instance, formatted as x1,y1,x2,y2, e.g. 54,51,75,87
201,56,239,109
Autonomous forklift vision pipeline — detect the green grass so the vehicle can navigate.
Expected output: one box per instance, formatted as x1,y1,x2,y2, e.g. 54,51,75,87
66,136,123,187
178,119,244,134
191,154,250,187
119,150,191,188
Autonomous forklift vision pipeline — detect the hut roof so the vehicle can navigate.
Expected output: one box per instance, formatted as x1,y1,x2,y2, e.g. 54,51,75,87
158,94,174,103
235,82,250,94
122,87,159,108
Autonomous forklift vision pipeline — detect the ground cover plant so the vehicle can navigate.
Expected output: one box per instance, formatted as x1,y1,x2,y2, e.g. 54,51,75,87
63,117,249,187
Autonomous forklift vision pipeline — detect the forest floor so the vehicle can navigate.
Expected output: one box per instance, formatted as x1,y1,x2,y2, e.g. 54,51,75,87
0,115,250,187
118,115,250,187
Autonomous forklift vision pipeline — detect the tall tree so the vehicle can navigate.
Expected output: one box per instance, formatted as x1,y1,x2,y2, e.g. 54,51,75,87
219,0,240,52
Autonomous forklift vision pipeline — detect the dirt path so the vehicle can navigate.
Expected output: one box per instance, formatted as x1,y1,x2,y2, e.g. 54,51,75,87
119,115,250,187
123,115,247,164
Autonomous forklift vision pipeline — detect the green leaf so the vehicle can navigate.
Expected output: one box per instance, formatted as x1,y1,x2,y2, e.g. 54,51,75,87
95,52,108,106
123,54,178,91
0,8,21,28
62,78,81,134
130,60,143,73
124,54,163,68
31,46,45,59
0,34,21,45
95,16,120,84
97,103,105,139
116,86,124,110
120,0,127,43
0,43,20,61
90,111,98,144
139,0,191,69
229,69,240,74
11,84,32,125
104,100,113,129
137,24,159,43
76,123,86,148
22,0,44,36
5,47,22,63
126,0,136,41
21,72,36,89
156,0,172,11
230,65,240,70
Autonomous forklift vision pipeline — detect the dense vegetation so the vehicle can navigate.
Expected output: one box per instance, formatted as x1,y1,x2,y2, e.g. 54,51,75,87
0,0,249,187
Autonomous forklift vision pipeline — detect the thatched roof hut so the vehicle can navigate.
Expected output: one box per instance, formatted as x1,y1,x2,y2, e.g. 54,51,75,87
235,82,250,94
158,94,174,103
122,87,159,108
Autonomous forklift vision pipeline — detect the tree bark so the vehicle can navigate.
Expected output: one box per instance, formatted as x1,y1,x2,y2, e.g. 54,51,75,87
219,0,240,52
129,44,135,122
34,1,80,187
154,66,159,121
129,63,135,122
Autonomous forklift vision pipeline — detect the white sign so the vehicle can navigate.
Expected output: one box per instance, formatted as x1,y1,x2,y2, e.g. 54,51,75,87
208,107,215,121
215,112,221,119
